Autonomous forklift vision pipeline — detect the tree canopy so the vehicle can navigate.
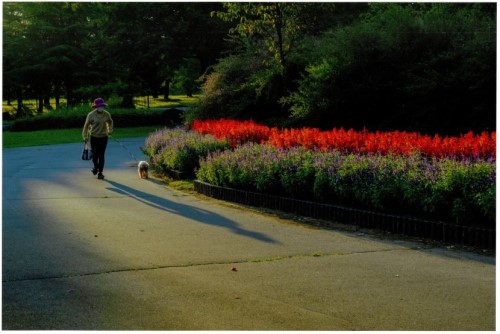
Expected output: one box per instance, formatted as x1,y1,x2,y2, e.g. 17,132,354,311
198,2,495,134
3,2,230,111
3,2,495,134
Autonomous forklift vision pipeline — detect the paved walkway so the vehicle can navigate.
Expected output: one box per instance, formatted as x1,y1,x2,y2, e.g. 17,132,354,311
2,137,495,330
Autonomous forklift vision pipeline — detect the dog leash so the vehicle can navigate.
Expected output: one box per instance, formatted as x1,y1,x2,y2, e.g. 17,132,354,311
109,135,139,162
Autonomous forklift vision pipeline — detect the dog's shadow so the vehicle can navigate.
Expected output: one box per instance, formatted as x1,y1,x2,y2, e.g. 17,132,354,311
105,179,278,244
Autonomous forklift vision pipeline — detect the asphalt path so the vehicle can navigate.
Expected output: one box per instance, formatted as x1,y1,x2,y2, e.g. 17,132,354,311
2,137,495,330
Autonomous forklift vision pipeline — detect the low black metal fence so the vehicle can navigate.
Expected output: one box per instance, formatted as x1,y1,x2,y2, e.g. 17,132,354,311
194,180,495,249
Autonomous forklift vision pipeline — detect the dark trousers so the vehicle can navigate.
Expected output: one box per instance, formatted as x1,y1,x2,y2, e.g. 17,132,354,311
90,136,108,173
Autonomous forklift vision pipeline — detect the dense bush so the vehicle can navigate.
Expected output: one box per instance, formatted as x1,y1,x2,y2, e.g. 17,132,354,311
281,3,496,134
143,127,230,173
195,3,495,134
197,143,495,226
194,54,261,121
192,52,286,125
10,108,183,131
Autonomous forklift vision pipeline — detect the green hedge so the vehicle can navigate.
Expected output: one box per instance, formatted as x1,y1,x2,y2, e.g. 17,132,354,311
10,108,183,131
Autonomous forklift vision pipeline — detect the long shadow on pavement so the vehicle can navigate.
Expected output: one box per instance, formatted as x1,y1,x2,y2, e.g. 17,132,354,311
104,179,278,244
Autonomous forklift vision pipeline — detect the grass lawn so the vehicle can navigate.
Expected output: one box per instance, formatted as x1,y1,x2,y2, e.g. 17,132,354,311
3,126,162,149
133,95,200,109
166,180,195,192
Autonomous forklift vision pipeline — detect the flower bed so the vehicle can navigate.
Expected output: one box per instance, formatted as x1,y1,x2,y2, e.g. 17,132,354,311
192,119,496,160
144,124,496,229
143,127,230,175
197,143,495,227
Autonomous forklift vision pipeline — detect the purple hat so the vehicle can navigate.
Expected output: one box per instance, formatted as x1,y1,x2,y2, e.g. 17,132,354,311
92,98,107,108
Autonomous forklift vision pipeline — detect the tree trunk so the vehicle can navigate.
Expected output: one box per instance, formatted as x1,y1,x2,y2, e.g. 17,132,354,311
184,81,194,97
163,79,171,100
38,97,44,113
16,94,24,118
274,4,286,70
273,4,286,96
66,88,73,107
120,94,135,108
197,54,210,74
54,82,61,109
44,96,52,110
66,75,74,107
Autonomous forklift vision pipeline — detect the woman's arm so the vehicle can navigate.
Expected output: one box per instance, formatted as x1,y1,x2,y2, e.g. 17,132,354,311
82,113,91,140
107,112,114,135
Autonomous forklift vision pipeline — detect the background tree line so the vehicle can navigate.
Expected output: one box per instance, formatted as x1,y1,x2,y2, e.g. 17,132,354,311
3,2,230,113
3,2,496,135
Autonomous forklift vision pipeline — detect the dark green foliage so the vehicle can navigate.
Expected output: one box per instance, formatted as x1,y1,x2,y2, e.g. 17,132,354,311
3,3,95,110
282,3,496,134
193,53,284,123
4,3,496,134
10,108,183,131
195,2,345,126
3,2,230,109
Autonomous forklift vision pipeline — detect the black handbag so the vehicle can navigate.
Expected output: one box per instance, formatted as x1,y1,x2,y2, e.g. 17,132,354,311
81,141,93,160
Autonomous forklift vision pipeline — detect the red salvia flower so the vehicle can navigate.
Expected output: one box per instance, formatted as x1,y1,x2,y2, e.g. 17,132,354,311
191,119,496,160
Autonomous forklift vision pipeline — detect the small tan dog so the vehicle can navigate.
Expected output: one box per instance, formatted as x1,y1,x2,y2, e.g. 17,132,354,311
138,161,149,179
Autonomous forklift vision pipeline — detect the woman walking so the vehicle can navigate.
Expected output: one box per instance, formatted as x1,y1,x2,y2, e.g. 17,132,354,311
82,98,113,179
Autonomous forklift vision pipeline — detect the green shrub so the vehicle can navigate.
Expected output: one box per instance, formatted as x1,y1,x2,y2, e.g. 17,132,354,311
281,3,496,134
10,107,183,131
197,143,496,226
143,128,230,173
195,52,284,124
430,160,495,223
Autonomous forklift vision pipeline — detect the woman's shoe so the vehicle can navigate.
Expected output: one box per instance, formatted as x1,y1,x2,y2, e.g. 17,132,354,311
97,172,105,179
91,167,98,175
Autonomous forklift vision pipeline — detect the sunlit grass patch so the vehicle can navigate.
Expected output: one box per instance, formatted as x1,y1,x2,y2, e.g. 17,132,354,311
3,126,161,148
